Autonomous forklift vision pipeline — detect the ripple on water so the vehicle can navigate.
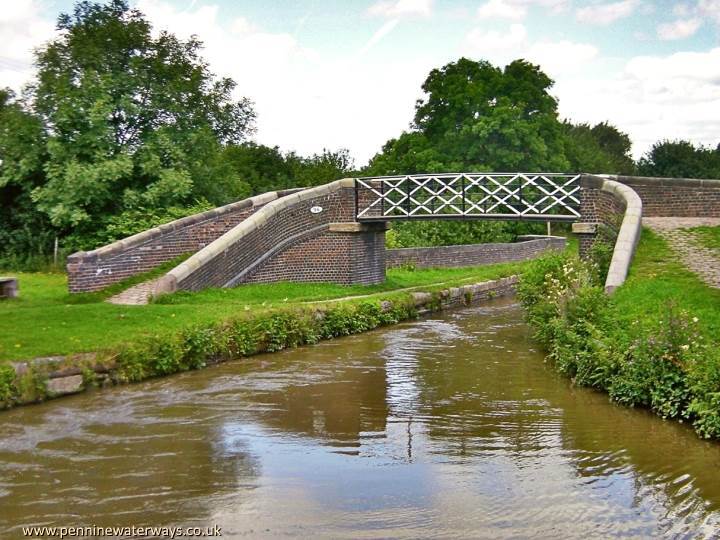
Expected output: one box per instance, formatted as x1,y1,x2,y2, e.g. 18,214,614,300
2,299,720,537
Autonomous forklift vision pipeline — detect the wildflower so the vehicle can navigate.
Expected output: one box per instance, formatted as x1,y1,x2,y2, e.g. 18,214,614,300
692,317,699,323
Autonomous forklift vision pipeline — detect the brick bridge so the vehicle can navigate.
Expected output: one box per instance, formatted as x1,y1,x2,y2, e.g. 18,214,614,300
66,174,720,300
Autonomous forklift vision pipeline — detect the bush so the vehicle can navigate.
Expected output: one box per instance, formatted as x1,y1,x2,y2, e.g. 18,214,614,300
518,251,720,439
0,363,17,406
114,299,417,385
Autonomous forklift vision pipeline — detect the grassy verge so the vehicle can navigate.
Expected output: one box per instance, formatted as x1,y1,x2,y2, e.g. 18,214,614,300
0,260,535,362
518,228,720,440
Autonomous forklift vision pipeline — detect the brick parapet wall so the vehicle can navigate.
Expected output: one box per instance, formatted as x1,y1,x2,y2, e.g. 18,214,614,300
610,175,720,217
386,236,566,269
66,188,303,293
160,179,387,292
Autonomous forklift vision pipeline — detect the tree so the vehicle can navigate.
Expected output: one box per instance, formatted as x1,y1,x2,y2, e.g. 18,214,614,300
563,121,635,174
0,89,55,268
364,57,572,246
637,140,720,179
220,145,354,195
28,0,255,248
369,58,570,175
286,148,355,187
221,143,295,195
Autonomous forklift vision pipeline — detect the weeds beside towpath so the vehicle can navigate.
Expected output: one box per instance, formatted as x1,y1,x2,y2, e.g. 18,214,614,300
518,229,720,440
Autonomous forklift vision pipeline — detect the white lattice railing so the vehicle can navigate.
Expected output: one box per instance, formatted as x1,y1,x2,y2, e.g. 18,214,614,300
355,173,581,221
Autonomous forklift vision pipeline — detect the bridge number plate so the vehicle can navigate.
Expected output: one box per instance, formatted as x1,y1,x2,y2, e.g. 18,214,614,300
310,206,323,214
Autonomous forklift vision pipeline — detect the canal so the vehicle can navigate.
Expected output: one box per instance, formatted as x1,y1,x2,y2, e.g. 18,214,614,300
1,298,720,538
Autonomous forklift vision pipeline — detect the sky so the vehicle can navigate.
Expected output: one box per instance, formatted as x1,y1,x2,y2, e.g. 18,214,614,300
1,0,719,166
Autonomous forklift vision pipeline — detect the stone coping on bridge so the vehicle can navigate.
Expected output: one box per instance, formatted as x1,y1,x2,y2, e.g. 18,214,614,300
605,174,720,188
581,174,643,294
156,178,358,294
68,188,304,261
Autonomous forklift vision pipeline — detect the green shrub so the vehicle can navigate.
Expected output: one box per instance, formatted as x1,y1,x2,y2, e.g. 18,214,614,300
181,324,225,369
0,363,17,406
519,249,720,438
588,239,613,284
687,346,720,438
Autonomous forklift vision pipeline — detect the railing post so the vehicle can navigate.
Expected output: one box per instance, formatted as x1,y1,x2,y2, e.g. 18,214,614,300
380,179,385,217
461,174,466,216
354,178,359,220
518,175,523,220
403,177,411,216
430,177,436,215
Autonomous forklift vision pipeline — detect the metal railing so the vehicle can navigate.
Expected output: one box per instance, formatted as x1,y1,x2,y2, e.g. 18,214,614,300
354,173,581,222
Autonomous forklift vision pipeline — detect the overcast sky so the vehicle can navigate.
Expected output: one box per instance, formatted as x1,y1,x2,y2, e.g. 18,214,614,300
2,0,719,165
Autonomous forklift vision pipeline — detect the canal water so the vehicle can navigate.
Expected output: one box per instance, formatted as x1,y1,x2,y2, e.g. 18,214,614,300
2,298,720,538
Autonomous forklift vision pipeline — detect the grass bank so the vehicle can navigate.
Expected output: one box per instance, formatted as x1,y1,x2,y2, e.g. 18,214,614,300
0,256,543,408
518,228,720,440
0,261,536,362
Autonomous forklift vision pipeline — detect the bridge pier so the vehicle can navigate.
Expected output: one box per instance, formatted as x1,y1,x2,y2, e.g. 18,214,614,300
242,222,388,286
571,222,599,258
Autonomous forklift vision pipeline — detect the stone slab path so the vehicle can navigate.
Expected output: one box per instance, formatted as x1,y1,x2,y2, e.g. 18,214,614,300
106,278,163,305
643,217,720,288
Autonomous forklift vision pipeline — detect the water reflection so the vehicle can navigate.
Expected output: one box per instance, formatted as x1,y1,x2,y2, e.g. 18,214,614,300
1,297,720,538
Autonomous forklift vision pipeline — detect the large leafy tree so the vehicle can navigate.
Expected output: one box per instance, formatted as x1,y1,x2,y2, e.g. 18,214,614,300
367,57,570,175
637,140,720,179
220,144,354,195
29,0,255,246
0,89,54,268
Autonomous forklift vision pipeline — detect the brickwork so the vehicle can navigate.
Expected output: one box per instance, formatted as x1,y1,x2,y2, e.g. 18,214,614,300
66,189,302,293
386,236,565,269
575,175,642,293
245,228,386,285
613,176,720,217
577,176,628,258
166,180,388,292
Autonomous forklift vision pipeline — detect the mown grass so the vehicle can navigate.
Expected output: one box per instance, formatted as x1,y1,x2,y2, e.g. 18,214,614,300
0,260,536,361
612,229,720,337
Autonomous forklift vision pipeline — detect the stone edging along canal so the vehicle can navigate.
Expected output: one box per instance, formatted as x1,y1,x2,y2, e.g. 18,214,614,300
1,276,518,411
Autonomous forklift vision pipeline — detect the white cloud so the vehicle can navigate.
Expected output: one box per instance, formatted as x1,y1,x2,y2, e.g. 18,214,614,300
557,48,720,158
136,0,439,164
575,0,638,25
527,41,598,74
0,0,55,91
698,0,720,24
672,3,692,17
625,48,720,82
367,0,433,18
358,20,399,56
464,23,528,55
524,0,572,14
477,0,527,20
657,18,702,40
463,24,597,78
